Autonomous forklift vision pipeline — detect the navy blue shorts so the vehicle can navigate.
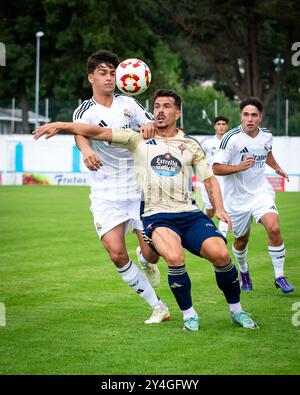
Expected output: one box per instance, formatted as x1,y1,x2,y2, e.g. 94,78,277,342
142,211,227,257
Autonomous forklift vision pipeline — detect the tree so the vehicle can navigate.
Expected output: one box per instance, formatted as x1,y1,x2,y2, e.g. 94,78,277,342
0,0,47,132
138,0,300,105
181,85,240,134
43,1,185,104
0,0,158,129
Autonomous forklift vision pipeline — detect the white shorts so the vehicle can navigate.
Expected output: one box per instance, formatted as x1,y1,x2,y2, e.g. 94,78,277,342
228,190,278,238
90,198,143,239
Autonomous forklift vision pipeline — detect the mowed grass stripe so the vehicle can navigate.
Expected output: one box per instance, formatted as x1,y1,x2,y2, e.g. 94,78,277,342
0,186,299,374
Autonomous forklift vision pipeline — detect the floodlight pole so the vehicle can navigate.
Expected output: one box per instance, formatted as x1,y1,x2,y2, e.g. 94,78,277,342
35,31,44,130
273,54,284,132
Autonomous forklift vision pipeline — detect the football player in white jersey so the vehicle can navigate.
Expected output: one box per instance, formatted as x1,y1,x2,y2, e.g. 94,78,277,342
200,116,229,237
34,89,260,331
213,96,294,294
72,50,169,324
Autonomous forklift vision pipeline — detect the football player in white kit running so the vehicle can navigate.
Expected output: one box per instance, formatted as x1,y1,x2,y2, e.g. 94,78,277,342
199,116,229,237
213,96,294,294
73,50,169,324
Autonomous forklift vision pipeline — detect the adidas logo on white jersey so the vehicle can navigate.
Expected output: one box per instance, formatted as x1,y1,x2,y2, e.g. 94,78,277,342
240,146,249,154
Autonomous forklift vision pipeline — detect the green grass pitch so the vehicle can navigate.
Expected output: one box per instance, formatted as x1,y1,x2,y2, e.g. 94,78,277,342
0,186,299,375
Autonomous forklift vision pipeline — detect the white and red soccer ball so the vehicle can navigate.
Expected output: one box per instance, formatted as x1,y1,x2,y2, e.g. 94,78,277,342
116,58,152,95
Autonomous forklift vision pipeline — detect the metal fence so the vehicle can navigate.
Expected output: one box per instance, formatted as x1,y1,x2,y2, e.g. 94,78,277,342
1,98,299,136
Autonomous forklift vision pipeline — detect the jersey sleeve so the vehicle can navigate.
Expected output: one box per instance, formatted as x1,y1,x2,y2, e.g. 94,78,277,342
111,128,139,151
129,98,153,130
213,136,232,164
266,134,273,153
200,137,209,154
193,146,214,181
72,102,91,124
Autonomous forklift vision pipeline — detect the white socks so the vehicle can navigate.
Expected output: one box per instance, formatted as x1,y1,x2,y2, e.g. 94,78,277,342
182,306,198,321
117,260,159,307
233,242,286,279
229,302,242,314
232,244,249,273
268,244,285,278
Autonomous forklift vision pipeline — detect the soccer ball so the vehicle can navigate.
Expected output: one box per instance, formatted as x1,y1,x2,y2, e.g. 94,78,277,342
116,58,151,95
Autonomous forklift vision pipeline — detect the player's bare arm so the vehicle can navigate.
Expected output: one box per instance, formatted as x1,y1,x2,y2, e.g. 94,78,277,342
75,135,102,171
213,156,254,175
33,122,113,142
203,175,232,231
266,152,289,181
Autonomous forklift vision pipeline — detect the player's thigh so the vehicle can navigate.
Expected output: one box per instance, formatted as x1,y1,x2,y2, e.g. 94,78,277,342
151,227,185,265
233,228,251,250
101,223,127,255
181,212,225,257
259,212,281,237
200,237,230,266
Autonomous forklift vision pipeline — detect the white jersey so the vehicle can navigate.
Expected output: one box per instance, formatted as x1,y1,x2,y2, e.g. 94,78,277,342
213,125,274,212
201,135,221,166
200,135,224,190
73,94,153,200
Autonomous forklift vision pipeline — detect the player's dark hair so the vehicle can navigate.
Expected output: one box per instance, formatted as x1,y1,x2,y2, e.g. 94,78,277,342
214,115,229,125
153,89,182,109
87,50,120,74
240,96,264,113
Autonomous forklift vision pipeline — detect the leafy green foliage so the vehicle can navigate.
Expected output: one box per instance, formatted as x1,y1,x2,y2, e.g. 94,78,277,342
182,85,240,134
138,0,300,104
152,41,182,92
1,0,300,134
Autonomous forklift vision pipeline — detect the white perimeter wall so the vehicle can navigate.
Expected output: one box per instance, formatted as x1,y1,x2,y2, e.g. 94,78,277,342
0,134,300,190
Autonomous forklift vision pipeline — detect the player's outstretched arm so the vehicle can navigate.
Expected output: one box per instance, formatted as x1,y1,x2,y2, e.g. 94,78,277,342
266,152,289,182
33,122,113,142
203,175,232,231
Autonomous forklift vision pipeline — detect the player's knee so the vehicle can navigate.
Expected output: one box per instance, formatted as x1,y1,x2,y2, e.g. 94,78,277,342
268,224,281,239
234,238,248,250
108,249,129,266
165,251,185,266
214,249,231,266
